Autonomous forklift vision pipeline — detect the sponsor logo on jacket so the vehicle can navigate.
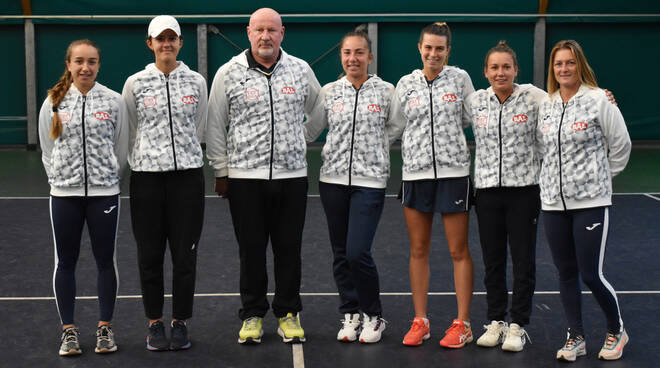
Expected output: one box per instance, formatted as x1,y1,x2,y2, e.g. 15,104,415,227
58,111,71,123
94,111,110,120
442,93,457,102
281,86,296,95
541,123,552,135
476,115,488,127
367,104,381,113
245,88,260,101
571,121,588,131
408,97,421,109
182,95,197,104
332,102,344,113
512,114,528,123
143,96,157,107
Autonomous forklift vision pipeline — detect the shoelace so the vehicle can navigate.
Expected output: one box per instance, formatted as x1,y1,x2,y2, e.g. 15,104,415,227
244,317,260,330
62,328,78,343
282,316,299,329
409,319,427,332
445,322,465,335
509,326,532,344
604,333,618,348
97,326,112,342
563,337,583,350
367,318,387,331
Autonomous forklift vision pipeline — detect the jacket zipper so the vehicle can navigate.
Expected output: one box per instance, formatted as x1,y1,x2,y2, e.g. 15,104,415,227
558,102,568,211
165,76,178,171
348,86,360,186
81,96,88,197
498,104,503,187
268,77,275,180
428,83,437,179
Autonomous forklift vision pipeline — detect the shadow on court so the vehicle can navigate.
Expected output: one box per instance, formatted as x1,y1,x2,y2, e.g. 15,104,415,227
1,195,659,367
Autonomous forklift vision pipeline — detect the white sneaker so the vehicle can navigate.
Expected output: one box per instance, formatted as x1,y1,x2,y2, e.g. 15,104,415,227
359,314,387,343
556,332,586,362
502,323,530,352
337,313,361,342
476,320,507,347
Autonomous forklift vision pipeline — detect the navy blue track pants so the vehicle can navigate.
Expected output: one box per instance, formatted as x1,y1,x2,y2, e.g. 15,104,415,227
543,206,623,335
50,195,119,325
319,182,385,317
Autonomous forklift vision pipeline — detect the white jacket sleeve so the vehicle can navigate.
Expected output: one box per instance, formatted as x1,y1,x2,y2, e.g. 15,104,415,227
303,64,322,124
195,76,209,143
121,76,139,169
386,83,407,147
38,98,54,179
303,84,328,143
599,91,631,177
461,71,476,130
114,96,129,180
206,65,230,178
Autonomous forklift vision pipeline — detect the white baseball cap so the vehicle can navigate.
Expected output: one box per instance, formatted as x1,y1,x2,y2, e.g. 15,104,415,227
148,15,181,38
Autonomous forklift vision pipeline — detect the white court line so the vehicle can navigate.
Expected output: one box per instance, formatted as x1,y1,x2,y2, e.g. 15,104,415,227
2,193,660,200
292,343,305,368
644,193,660,201
2,290,660,301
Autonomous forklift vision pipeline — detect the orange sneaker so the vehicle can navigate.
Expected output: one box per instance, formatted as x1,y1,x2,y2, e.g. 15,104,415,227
439,319,473,348
402,317,430,346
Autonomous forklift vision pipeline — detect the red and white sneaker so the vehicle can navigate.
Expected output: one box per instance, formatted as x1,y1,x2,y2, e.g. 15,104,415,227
439,319,473,348
402,317,430,346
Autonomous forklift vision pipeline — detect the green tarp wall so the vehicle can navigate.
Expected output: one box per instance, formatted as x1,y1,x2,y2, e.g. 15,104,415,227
2,1,659,144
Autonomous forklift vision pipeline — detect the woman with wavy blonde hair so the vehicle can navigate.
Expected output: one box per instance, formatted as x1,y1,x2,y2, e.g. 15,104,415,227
538,39,631,362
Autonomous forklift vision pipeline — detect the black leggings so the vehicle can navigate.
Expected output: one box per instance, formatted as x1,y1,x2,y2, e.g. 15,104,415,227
50,195,119,325
543,206,623,335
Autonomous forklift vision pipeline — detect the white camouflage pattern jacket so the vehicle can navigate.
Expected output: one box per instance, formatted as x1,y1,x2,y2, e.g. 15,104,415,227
465,83,547,189
122,62,207,172
389,67,475,181
39,82,128,196
537,85,631,211
206,49,321,180
304,75,395,189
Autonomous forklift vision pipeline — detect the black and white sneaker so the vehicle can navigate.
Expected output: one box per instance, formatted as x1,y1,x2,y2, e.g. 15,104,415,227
95,325,117,353
59,327,82,356
146,321,169,351
170,320,191,350
337,313,361,342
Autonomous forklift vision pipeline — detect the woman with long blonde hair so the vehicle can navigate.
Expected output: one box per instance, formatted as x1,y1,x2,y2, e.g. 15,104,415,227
538,39,631,362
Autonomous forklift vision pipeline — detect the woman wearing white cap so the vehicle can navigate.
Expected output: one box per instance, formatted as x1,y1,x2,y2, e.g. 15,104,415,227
122,15,207,351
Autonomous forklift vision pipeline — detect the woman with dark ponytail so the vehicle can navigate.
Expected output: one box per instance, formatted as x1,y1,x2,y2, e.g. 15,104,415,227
39,38,128,356
388,22,476,348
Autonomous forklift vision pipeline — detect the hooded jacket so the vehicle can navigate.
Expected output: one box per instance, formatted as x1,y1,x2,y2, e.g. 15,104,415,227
304,75,395,189
389,67,475,181
39,82,128,197
206,49,321,180
122,61,207,172
537,85,631,211
465,83,547,189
